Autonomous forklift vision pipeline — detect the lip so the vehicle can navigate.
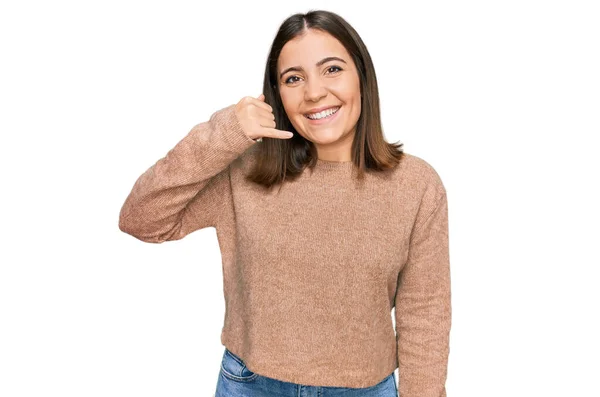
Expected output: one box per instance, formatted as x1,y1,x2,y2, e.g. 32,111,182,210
304,105,341,115
304,106,341,125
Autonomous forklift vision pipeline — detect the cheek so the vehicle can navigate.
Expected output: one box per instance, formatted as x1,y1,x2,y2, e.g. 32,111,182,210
279,91,289,108
280,91,302,114
335,82,360,104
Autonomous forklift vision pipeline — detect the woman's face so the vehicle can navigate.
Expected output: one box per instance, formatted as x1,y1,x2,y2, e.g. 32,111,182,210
277,29,361,161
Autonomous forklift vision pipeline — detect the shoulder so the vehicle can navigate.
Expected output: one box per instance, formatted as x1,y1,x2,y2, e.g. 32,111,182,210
396,152,444,184
395,151,447,203
230,139,261,172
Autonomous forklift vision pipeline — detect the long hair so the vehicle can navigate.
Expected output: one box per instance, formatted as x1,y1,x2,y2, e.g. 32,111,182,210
245,9,405,188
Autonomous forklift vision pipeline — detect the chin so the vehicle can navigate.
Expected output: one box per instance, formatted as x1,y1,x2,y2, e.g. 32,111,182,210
311,132,344,144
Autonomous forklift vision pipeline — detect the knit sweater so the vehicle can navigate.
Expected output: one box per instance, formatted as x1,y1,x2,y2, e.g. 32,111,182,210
118,104,451,395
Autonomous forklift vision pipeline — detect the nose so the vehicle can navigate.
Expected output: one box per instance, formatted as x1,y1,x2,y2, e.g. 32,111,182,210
303,77,328,103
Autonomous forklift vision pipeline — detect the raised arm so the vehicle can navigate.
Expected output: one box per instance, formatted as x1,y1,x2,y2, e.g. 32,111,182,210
394,185,452,397
118,104,257,243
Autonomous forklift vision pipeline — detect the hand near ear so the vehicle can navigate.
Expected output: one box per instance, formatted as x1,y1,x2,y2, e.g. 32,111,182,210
234,94,294,142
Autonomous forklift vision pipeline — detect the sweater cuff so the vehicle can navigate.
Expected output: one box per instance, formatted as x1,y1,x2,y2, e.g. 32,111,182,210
210,104,259,150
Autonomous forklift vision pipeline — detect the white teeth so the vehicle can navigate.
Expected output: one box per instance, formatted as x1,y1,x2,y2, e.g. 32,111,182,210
305,106,340,120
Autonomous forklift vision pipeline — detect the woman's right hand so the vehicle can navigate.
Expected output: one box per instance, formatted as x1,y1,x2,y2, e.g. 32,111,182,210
234,94,294,141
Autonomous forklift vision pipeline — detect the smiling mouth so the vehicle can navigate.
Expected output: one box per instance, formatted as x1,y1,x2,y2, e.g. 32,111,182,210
304,106,341,120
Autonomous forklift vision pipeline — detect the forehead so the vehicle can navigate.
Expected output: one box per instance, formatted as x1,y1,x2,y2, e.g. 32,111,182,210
278,30,350,69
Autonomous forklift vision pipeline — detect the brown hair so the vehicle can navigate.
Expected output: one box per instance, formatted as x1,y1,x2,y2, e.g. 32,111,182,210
245,9,405,188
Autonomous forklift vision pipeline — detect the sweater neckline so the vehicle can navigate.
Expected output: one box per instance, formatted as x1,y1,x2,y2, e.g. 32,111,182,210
315,158,355,170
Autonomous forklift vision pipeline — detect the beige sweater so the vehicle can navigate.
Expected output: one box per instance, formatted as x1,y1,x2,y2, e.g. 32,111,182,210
118,104,451,395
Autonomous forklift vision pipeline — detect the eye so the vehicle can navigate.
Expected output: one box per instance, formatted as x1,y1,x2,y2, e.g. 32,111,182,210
283,65,343,85
285,75,300,84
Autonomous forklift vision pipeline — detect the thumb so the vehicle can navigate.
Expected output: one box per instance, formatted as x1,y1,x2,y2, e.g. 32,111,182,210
257,93,265,101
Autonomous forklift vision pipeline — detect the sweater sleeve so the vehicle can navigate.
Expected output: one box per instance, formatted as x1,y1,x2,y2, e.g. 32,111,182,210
394,188,452,397
118,104,257,243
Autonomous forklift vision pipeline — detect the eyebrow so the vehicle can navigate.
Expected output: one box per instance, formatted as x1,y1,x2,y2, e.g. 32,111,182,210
279,56,347,79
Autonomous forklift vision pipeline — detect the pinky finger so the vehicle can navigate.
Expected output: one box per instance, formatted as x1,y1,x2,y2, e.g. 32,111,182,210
262,128,294,139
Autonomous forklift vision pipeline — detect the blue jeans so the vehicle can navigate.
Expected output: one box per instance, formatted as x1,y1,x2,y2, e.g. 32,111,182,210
215,347,398,397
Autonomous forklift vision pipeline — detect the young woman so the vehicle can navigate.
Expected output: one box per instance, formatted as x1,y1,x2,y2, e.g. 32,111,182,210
119,9,451,397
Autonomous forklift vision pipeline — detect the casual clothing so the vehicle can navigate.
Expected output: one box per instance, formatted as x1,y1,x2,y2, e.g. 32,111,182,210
119,104,451,395
216,347,398,396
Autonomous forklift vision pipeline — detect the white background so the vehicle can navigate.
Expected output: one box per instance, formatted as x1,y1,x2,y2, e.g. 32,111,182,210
1,1,599,396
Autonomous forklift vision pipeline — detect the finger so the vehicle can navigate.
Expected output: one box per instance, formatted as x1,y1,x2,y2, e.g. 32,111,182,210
257,106,275,121
258,115,276,128
262,127,294,139
251,94,273,113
